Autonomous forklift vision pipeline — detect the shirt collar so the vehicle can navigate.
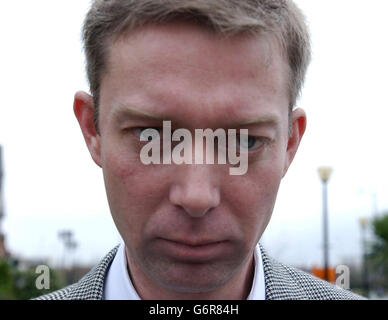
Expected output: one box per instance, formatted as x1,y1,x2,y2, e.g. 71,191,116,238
247,243,266,300
103,241,141,300
104,241,265,300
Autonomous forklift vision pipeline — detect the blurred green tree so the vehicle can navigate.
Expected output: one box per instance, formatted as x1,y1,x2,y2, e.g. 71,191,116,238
0,258,65,300
369,213,388,290
0,258,15,299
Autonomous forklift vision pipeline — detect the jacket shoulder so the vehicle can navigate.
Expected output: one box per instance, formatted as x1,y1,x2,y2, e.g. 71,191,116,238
33,245,119,300
259,245,366,300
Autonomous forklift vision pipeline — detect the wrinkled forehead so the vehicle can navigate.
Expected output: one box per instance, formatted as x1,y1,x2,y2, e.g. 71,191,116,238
100,21,290,129
106,20,288,79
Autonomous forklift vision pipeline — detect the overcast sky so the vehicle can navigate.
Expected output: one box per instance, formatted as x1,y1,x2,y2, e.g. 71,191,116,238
1,0,388,269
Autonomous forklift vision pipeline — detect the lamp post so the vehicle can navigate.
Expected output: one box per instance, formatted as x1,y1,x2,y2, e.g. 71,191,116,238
318,166,332,282
359,217,369,296
58,230,78,269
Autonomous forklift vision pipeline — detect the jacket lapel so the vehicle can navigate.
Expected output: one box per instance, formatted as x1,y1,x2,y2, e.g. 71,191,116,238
259,244,306,300
66,245,119,300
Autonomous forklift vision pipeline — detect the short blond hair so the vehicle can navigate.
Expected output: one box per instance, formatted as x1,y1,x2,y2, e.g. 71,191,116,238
83,0,311,130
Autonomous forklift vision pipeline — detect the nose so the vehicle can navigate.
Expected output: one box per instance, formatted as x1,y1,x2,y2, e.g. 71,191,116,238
169,164,221,218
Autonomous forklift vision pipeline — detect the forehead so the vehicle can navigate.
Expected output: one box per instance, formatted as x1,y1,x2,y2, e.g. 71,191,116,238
100,21,290,128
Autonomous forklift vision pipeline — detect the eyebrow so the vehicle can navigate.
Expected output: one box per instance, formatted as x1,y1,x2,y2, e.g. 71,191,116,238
112,103,280,128
234,115,280,128
112,104,167,122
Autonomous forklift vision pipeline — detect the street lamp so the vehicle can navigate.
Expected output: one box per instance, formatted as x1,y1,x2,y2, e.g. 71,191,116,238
359,217,369,296
58,230,78,269
318,166,333,282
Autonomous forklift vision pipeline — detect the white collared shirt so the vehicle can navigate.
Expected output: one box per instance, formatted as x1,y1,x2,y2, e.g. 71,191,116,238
103,242,265,300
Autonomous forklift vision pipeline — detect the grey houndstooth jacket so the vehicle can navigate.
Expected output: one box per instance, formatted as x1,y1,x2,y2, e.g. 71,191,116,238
34,244,364,300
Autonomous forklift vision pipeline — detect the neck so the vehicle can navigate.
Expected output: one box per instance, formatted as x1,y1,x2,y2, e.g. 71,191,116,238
125,247,255,300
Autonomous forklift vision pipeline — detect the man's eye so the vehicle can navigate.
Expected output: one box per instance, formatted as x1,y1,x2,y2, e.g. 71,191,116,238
237,135,264,151
133,127,161,141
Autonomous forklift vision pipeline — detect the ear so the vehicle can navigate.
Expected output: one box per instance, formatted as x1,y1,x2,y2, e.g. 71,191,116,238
282,108,307,177
73,91,102,167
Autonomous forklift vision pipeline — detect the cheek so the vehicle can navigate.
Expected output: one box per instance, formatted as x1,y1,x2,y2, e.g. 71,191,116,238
226,158,284,238
102,141,162,197
101,145,168,241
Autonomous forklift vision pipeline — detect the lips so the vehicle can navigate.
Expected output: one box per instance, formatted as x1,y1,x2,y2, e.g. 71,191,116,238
156,237,230,262
165,238,225,247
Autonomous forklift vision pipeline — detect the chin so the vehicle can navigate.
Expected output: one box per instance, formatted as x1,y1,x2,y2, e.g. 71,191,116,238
148,259,240,295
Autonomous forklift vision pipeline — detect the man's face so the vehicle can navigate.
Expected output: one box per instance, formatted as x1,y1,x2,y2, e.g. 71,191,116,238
78,21,305,294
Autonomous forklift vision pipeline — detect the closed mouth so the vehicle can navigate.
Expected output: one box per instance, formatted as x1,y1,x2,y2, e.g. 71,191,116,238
156,238,230,262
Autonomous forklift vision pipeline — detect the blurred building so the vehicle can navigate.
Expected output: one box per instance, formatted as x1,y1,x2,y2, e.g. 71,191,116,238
0,145,9,258
0,234,8,258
